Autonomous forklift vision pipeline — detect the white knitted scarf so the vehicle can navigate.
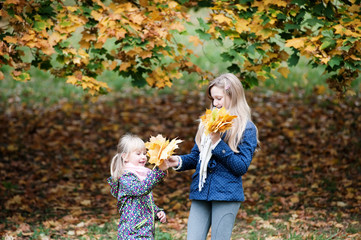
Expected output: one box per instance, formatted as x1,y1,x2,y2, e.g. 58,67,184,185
198,133,213,191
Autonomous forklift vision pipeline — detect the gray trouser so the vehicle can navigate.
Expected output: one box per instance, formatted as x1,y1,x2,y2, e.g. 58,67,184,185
187,200,241,240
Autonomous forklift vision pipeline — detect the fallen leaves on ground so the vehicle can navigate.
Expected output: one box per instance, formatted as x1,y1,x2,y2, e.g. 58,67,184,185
0,90,360,239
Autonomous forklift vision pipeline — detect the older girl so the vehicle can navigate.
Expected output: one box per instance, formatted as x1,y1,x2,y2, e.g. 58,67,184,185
168,73,259,240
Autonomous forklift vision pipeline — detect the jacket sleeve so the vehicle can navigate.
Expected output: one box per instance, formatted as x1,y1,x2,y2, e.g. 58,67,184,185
117,168,166,199
212,122,258,177
178,143,200,171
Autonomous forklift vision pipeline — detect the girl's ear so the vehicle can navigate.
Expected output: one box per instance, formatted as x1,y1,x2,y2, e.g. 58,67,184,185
121,153,128,162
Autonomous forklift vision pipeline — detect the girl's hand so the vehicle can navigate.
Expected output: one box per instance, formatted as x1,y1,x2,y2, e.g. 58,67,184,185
158,160,169,171
157,211,167,223
166,156,179,168
209,132,221,145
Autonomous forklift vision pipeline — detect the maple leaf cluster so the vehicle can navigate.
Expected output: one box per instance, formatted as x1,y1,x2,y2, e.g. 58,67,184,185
200,107,237,135
145,134,182,167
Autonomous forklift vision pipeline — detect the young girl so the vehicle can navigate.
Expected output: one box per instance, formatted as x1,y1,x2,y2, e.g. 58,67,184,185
168,73,259,240
107,134,168,240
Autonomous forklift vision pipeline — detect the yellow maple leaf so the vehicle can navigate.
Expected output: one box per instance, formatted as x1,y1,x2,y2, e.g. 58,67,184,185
145,134,182,167
278,67,290,78
119,62,131,72
235,18,250,33
285,38,306,49
3,36,18,44
66,76,79,85
200,107,237,135
170,22,185,32
213,14,232,25
189,35,203,46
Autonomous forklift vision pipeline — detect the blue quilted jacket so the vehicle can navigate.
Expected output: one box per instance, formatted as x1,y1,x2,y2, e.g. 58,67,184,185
178,121,258,202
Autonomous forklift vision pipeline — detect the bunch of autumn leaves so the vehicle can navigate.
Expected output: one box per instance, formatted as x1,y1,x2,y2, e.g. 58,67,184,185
145,107,236,167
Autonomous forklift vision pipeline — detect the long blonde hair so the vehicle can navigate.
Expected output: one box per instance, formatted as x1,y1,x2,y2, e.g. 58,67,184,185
195,73,258,152
110,134,146,180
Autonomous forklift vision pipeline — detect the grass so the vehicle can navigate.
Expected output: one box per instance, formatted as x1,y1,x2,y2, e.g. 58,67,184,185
2,56,359,108
5,216,358,240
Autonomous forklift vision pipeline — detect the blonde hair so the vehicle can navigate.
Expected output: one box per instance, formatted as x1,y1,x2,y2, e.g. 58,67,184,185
110,134,146,180
195,73,259,152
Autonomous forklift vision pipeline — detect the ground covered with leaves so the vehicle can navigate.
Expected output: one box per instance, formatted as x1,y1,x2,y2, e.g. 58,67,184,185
1,90,360,239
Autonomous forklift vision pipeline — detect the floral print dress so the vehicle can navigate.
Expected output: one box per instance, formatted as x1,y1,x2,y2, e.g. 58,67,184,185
107,167,166,240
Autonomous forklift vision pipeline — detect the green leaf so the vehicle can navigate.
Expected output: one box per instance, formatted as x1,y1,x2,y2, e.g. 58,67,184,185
221,52,234,62
340,45,351,51
285,24,300,31
233,38,247,45
38,3,55,18
321,30,334,38
195,29,211,41
227,64,240,73
131,68,148,88
34,21,47,31
245,75,258,88
325,2,335,20
320,38,335,50
277,13,287,21
291,0,307,6
328,56,342,68
288,49,300,67
60,21,72,27
40,60,52,70
56,55,65,64
197,18,210,31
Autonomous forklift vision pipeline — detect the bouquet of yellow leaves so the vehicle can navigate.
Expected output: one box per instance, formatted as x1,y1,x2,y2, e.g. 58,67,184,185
145,134,182,167
200,107,237,135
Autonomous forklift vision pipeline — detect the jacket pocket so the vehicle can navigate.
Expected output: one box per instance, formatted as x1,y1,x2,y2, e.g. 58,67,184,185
134,218,147,230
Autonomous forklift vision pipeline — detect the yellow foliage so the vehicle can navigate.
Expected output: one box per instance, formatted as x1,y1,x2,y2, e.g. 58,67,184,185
213,14,232,25
235,18,250,33
145,135,182,167
11,71,30,82
278,67,290,79
146,67,173,88
200,107,237,135
170,22,185,32
285,38,306,49
3,36,17,44
119,62,132,72
168,1,179,9
264,0,287,7
66,76,79,85
189,35,203,46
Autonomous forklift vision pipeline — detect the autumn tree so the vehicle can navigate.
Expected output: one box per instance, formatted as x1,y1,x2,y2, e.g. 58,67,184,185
0,0,360,97
197,0,361,97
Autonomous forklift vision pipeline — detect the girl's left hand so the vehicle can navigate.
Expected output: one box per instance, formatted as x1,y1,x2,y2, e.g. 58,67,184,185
157,211,167,223
209,132,221,144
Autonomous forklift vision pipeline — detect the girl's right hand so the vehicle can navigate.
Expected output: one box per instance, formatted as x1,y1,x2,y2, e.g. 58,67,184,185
166,156,179,168
157,211,167,223
159,160,169,171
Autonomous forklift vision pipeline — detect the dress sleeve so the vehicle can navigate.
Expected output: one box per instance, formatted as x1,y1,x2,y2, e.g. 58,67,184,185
212,122,258,177
117,168,166,199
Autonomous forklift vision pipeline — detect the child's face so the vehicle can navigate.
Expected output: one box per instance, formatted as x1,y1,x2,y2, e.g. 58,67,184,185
124,148,147,167
210,86,230,109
